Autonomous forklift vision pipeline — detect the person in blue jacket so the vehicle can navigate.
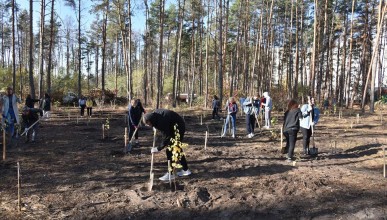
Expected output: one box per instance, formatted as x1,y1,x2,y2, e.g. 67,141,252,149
300,96,320,155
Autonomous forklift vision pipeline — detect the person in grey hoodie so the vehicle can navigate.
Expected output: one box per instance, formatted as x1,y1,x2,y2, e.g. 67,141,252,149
300,96,320,155
283,99,302,162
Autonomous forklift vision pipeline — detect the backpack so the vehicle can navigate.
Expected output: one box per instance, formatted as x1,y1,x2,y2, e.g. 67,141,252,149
243,97,253,115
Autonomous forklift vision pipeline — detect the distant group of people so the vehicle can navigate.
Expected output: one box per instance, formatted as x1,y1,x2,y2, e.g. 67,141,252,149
213,92,273,139
78,96,94,117
211,91,321,162
0,87,51,144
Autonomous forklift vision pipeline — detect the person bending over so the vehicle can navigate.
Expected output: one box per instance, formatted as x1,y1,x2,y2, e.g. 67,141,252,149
144,109,192,181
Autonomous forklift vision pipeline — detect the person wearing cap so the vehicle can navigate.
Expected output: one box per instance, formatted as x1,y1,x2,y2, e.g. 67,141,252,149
143,109,191,181
300,96,320,155
262,92,273,129
2,87,22,138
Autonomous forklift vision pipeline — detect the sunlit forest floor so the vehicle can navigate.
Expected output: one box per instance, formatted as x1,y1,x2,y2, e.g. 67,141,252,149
1,105,387,219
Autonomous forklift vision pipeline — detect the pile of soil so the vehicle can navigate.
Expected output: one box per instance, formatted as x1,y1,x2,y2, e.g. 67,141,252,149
1,107,386,219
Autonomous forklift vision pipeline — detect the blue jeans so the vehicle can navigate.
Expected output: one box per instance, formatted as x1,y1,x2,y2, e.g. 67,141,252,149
223,114,236,136
5,110,16,137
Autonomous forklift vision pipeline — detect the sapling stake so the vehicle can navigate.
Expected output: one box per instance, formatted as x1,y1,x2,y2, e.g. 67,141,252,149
68,112,70,121
149,129,156,191
168,160,172,188
280,127,283,150
204,131,208,151
356,114,359,124
3,128,5,161
77,116,79,124
200,115,203,125
102,124,105,140
17,162,21,211
124,127,128,149
384,146,386,178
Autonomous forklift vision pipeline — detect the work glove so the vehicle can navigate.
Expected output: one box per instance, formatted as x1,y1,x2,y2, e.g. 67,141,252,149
134,125,138,129
311,121,315,126
151,147,159,154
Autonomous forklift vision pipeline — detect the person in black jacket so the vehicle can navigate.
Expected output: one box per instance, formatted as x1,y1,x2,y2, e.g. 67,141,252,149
25,94,40,108
283,99,302,162
144,109,191,181
22,106,43,143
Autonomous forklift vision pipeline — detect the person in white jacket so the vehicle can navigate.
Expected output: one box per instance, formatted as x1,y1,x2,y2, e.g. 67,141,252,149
262,92,272,129
300,96,320,155
2,87,22,138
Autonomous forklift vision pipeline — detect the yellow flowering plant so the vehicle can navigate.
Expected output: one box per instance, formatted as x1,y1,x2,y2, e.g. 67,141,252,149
167,124,188,171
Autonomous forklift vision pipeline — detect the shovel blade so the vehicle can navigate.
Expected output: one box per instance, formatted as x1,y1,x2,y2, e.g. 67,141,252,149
309,147,318,156
126,143,133,153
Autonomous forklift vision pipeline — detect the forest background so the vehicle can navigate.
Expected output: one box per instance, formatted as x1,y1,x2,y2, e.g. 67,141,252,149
0,0,386,112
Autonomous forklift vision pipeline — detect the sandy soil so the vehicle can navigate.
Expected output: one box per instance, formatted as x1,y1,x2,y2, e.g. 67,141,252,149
1,106,387,219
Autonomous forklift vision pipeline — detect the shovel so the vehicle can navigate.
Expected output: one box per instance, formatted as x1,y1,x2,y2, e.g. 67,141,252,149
126,126,140,153
309,113,318,156
148,128,157,191
254,111,261,131
126,115,144,153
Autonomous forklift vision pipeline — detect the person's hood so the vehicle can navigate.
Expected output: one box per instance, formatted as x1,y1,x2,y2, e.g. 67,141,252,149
263,92,269,98
143,112,157,127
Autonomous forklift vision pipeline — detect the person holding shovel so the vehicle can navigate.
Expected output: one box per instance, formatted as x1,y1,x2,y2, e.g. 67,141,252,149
221,97,238,138
253,94,261,127
283,99,302,162
144,109,191,181
21,106,43,143
300,96,320,155
128,99,140,146
243,96,255,138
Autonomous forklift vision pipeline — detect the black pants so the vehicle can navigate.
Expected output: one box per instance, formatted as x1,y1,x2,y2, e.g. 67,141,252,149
80,105,86,116
301,127,312,154
284,129,299,159
245,114,255,134
166,132,188,171
212,107,220,119
87,107,92,116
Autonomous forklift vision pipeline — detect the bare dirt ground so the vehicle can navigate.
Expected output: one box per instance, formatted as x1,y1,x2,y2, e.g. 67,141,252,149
1,106,387,219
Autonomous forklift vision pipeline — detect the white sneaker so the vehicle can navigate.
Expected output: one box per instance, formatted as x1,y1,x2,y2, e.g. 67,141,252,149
250,133,255,137
232,135,235,138
159,172,175,181
177,169,192,177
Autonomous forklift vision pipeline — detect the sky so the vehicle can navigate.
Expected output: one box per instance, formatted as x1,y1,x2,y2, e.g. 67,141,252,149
18,0,147,33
